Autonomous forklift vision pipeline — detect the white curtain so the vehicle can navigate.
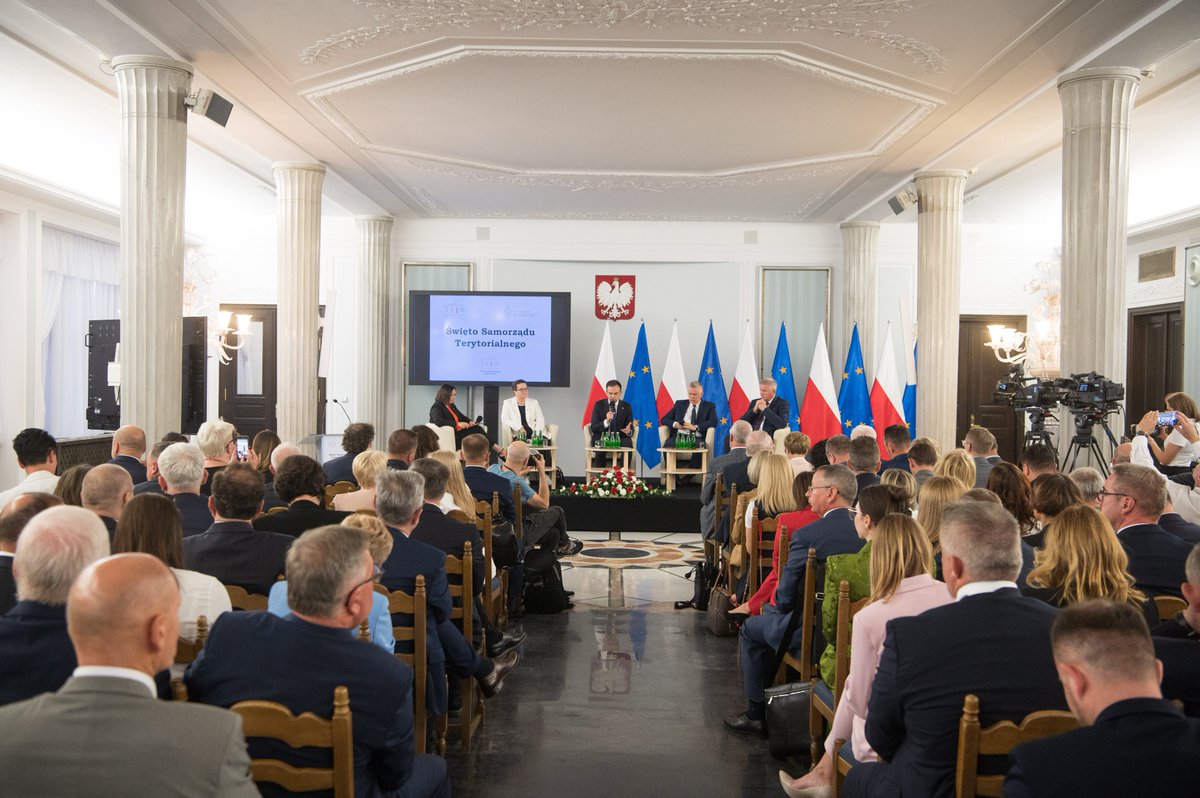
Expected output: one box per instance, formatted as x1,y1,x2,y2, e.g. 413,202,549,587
41,225,120,438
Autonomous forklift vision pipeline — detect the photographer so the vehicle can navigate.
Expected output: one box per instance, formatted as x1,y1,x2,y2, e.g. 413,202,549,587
488,441,582,557
1136,392,1200,477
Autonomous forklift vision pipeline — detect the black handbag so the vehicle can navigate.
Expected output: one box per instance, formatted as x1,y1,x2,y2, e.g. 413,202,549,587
705,568,737,637
490,520,520,568
765,680,813,760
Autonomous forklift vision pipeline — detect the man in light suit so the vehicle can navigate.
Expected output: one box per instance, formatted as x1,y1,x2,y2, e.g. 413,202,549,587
0,553,257,795
739,377,790,437
1005,600,1200,797
661,381,718,473
700,420,753,539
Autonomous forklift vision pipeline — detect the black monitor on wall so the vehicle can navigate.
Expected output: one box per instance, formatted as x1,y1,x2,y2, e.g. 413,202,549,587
408,291,571,387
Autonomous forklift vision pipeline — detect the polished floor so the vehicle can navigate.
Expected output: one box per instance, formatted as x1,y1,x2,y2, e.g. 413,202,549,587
446,531,800,797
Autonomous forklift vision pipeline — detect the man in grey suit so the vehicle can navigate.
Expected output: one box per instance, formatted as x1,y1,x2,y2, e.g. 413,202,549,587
964,425,1002,487
0,552,258,796
700,420,753,538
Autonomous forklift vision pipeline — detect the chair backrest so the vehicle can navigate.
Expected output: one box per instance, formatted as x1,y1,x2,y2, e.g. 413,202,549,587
231,685,355,798
831,581,870,703
443,541,475,646
376,575,428,754
323,481,357,507
773,428,790,454
712,472,726,532
473,499,502,626
954,693,1078,797
1153,594,1187,622
797,547,819,681
226,584,270,611
512,485,524,538
175,614,209,665
356,619,370,642
746,510,778,599
427,423,456,453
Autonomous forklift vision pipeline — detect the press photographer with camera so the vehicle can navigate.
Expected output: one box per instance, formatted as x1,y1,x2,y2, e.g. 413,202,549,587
1136,392,1200,477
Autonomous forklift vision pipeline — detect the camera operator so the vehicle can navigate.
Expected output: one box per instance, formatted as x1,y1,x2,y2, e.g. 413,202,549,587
1136,392,1200,477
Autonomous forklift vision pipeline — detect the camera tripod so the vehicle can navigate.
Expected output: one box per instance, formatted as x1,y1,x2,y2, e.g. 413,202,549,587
1062,409,1120,476
1020,406,1056,449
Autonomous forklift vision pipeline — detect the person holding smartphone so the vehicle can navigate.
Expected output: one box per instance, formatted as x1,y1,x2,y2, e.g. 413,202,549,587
1137,391,1200,476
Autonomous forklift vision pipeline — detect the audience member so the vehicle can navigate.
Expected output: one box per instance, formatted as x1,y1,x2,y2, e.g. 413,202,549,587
725,464,862,735
849,436,881,492
700,420,752,538
740,377,789,436
1157,497,1200,545
805,438,830,469
196,419,237,495
431,383,488,449
783,432,813,476
387,428,418,471
112,493,231,647
961,487,1001,503
731,472,818,618
743,453,797,528
186,525,450,798
412,425,442,460
850,423,876,441
156,443,215,536
262,441,301,510
963,425,1001,487
588,379,634,450
844,501,1066,797
107,425,147,484
987,462,1036,535
934,448,976,491
878,424,912,473
1098,463,1192,597
489,440,579,556
1020,442,1059,480
324,422,374,486
52,463,90,506
132,439,172,495
917,475,968,560
183,463,292,594
0,506,108,706
1005,600,1200,797
80,463,134,538
431,449,475,516
1161,461,1200,524
0,493,63,614
253,455,349,536
879,467,917,510
1111,441,1133,466
461,433,518,525
1135,392,1200,476
908,438,939,493
249,429,280,483
332,450,388,512
1152,542,1200,639
0,553,258,796
0,427,59,505
1029,472,1086,548
782,514,951,795
824,434,852,466
1067,466,1104,505
713,430,774,544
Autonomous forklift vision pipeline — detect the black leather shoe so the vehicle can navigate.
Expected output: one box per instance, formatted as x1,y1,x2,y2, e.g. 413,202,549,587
557,538,585,557
487,629,527,659
564,590,575,597
476,649,519,698
723,712,766,736
674,600,695,610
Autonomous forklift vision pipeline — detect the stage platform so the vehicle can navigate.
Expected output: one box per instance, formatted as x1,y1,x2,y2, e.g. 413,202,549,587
550,482,700,535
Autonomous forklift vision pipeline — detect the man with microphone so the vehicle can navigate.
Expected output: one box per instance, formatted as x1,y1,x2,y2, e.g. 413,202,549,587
589,380,634,465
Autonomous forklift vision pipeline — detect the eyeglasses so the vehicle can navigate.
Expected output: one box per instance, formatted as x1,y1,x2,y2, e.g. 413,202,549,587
1096,490,1130,501
343,564,383,610
806,484,835,495
847,507,862,517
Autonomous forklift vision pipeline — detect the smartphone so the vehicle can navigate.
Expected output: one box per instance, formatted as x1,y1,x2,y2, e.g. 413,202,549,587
1158,411,1178,427
235,435,250,461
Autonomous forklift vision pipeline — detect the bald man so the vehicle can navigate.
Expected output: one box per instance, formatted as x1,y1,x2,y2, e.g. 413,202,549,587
108,424,148,483
0,553,257,796
81,463,134,539
261,441,302,511
0,506,109,705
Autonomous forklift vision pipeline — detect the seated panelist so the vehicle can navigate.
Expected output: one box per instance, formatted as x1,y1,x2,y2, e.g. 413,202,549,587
588,379,633,448
661,381,717,447
500,379,549,442
429,383,488,448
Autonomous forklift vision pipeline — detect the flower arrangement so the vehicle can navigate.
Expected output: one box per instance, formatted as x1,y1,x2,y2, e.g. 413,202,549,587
556,467,669,499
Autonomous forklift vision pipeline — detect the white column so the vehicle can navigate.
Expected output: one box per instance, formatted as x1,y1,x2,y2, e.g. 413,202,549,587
111,56,192,442
915,169,968,451
1058,67,1140,383
273,162,326,443
355,215,393,437
841,221,880,367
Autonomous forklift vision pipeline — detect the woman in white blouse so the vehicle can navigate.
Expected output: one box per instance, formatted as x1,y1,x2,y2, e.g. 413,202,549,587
1137,391,1200,476
332,450,389,512
500,379,548,441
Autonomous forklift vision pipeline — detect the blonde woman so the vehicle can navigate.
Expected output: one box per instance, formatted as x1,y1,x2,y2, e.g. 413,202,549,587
781,515,952,796
744,453,798,527
880,468,917,511
915,475,968,569
933,448,975,492
429,449,475,516
1023,504,1147,611
332,450,388,512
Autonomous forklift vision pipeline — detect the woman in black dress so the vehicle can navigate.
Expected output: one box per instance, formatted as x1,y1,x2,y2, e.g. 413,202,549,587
429,383,488,448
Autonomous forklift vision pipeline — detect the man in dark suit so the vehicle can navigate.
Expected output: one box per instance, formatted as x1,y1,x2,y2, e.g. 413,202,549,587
186,524,449,798
375,469,518,717
844,501,1066,798
589,379,634,448
461,433,518,524
323,422,374,486
878,423,913,473
964,425,1002,487
1099,463,1192,597
183,464,292,595
133,439,171,495
107,424,148,484
1004,600,1200,797
253,454,349,537
739,377,790,436
661,381,718,469
259,442,301,511
849,435,882,492
1153,542,1200,639
155,443,215,536
0,493,63,615
725,464,863,735
81,463,133,539
0,552,259,796
711,430,774,545
387,428,418,472
0,506,109,706
1159,502,1200,545
700,420,752,539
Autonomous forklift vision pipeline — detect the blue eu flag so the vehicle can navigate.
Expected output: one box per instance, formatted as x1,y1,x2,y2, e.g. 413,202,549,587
699,322,732,456
770,323,800,432
838,323,874,433
626,323,661,469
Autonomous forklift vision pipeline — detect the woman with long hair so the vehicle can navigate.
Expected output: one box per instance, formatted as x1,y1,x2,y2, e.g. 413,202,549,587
933,448,975,492
249,429,280,480
332,450,388,512
915,475,969,565
986,462,1037,535
1023,504,1146,610
729,471,817,617
745,453,798,525
431,449,476,517
112,493,231,646
1137,391,1200,475
1028,473,1085,548
781,514,952,796
53,464,91,506
412,425,441,460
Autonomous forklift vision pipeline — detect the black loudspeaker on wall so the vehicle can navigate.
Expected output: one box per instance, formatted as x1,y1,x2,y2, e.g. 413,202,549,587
86,317,207,434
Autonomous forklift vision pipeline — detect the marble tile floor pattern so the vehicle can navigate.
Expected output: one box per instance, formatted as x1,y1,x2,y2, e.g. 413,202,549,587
446,532,794,797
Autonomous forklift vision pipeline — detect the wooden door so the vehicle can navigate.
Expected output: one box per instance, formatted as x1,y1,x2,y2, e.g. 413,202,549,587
1127,304,1184,434
218,304,277,438
958,315,1025,463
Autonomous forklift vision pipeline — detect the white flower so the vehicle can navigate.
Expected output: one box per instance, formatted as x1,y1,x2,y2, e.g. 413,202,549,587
619,488,626,496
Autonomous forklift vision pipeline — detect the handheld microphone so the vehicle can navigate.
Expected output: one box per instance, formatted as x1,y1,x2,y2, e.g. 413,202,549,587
475,415,484,424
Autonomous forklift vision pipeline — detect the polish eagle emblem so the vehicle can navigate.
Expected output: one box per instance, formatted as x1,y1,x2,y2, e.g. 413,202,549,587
595,275,636,320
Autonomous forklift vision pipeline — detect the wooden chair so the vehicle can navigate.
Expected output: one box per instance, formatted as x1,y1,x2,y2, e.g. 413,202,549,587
444,542,485,752
954,693,1078,797
704,473,725,570
716,482,739,583
356,619,370,642
226,585,270,611
175,615,209,665
778,547,819,685
512,485,525,543
729,488,758,582
474,497,508,628
375,576,429,755
231,685,355,798
267,506,287,515
809,580,871,763
1154,594,1187,622
833,737,851,797
745,508,778,599
324,481,357,508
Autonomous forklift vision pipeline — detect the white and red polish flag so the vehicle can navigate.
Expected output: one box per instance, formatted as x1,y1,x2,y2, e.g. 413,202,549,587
581,322,617,427
656,321,688,419
728,322,758,422
870,324,908,458
798,322,842,442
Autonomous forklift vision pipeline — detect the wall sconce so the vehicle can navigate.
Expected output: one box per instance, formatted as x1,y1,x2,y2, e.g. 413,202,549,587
985,324,1028,365
214,311,253,365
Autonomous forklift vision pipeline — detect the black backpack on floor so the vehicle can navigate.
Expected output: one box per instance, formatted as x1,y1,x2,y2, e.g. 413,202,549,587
523,547,570,614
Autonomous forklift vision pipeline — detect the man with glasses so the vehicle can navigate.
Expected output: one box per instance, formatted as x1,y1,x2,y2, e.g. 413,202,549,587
725,464,863,735
186,525,450,798
1098,463,1191,597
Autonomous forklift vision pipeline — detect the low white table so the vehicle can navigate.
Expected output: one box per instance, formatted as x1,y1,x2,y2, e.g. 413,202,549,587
585,446,635,477
657,446,709,492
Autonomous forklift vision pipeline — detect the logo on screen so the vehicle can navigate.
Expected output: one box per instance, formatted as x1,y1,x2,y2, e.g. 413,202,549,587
444,303,465,315
595,275,635,320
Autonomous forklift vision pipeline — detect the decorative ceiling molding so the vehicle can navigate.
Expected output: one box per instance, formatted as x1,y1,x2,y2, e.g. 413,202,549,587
299,0,947,73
